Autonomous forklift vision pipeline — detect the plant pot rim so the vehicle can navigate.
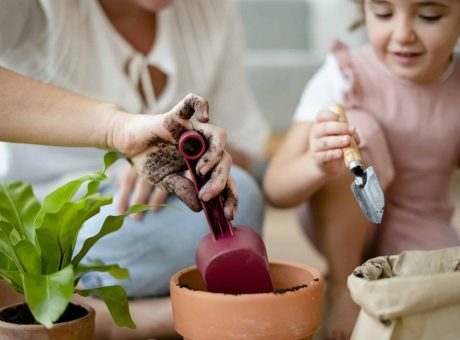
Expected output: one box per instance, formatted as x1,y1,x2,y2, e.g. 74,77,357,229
0,302,95,330
171,260,323,298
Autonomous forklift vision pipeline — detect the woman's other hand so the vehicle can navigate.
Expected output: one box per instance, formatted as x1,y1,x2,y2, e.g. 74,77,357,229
116,164,169,220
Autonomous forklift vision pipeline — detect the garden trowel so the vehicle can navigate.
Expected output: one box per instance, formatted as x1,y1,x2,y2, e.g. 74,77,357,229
178,130,274,294
329,104,385,224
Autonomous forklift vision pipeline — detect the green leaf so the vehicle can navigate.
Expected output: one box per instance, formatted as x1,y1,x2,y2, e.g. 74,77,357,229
74,261,130,282
103,151,124,173
0,182,40,244
71,204,152,267
0,253,22,292
14,240,41,275
0,218,13,235
86,180,101,197
23,265,74,328
83,193,113,219
0,269,23,293
0,227,16,262
36,200,86,274
36,194,113,274
85,151,123,197
35,152,120,210
0,228,22,271
34,226,62,275
77,285,135,329
59,193,113,269
0,251,16,270
35,173,106,229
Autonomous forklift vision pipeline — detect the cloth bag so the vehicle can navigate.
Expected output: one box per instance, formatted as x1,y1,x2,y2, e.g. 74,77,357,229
347,247,460,340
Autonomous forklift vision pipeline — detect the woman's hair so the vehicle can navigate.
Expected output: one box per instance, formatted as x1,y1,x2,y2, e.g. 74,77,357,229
350,0,365,31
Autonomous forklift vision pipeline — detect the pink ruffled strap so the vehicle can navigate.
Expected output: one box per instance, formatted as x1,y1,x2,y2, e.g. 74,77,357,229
330,40,364,109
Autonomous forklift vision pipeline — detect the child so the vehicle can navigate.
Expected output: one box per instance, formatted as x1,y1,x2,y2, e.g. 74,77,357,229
263,1,460,339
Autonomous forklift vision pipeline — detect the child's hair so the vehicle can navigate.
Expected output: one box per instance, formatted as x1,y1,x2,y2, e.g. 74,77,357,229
350,0,365,31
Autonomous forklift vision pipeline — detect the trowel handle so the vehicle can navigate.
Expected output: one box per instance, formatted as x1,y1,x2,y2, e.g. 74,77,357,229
178,130,233,240
329,104,362,170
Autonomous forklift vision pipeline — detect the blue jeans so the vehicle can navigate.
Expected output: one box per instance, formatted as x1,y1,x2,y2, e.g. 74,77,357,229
77,166,265,297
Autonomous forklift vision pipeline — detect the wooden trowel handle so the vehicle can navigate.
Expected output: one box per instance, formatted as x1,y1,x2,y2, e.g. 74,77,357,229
329,104,362,170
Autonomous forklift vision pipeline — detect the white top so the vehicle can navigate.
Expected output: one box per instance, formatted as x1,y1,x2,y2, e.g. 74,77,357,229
293,54,349,122
0,0,270,196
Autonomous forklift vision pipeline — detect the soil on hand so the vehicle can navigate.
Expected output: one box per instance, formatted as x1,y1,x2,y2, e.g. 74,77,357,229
0,303,87,325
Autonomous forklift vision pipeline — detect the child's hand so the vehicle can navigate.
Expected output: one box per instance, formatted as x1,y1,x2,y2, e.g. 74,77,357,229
309,109,361,177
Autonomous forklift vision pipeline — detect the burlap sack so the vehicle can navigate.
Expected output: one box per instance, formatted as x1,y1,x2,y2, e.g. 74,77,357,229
347,247,460,340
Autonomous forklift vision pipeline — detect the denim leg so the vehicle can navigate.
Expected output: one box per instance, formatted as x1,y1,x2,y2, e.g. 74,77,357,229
76,165,265,297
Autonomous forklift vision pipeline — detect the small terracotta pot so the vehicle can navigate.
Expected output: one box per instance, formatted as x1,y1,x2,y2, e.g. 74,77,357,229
0,302,95,340
170,261,324,340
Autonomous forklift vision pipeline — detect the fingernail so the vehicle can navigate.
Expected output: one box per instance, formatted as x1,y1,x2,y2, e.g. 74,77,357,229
348,126,355,133
201,192,211,201
199,167,207,176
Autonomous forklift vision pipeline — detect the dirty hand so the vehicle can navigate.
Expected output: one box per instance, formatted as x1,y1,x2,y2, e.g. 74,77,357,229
309,108,361,177
108,93,237,219
115,164,169,220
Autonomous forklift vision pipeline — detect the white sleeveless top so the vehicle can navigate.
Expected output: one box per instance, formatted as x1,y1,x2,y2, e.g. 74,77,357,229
0,0,270,197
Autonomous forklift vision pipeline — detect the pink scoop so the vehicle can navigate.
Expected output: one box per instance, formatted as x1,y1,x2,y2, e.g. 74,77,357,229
179,130,273,294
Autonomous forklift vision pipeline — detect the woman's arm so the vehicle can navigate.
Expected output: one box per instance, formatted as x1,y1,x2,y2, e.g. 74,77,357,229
0,66,119,148
0,67,236,216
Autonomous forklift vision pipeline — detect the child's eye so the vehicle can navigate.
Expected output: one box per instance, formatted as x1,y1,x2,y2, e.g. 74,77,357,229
374,12,393,19
419,14,442,21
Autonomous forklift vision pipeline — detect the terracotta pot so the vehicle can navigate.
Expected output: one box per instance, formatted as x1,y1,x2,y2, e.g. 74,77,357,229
170,261,324,340
0,302,95,340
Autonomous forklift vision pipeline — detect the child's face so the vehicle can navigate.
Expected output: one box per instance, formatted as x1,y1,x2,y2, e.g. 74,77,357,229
364,0,460,84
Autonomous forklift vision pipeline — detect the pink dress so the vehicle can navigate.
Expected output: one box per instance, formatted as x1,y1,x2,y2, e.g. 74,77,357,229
301,41,460,257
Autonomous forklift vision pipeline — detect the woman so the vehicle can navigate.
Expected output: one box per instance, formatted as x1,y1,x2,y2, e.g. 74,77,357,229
0,0,270,338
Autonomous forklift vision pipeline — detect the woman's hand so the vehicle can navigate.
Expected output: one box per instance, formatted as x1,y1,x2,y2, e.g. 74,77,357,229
108,93,237,220
309,109,361,177
115,165,169,220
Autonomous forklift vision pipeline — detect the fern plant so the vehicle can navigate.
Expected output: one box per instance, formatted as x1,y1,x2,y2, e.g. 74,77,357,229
0,152,153,328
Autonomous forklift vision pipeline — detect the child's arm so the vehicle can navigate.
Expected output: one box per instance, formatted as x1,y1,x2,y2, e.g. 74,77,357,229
263,109,358,208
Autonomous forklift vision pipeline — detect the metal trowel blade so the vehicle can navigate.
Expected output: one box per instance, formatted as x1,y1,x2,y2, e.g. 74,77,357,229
351,166,384,224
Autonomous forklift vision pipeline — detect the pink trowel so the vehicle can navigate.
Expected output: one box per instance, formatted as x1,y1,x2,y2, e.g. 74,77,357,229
179,130,274,294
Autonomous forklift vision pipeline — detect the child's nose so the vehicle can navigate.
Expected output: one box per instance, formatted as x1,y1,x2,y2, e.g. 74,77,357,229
392,18,417,44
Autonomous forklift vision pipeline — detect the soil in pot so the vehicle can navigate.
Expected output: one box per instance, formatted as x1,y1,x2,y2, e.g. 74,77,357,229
0,303,88,325
0,302,95,340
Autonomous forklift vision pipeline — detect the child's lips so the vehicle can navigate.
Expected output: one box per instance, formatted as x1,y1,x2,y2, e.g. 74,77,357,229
391,51,422,65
